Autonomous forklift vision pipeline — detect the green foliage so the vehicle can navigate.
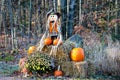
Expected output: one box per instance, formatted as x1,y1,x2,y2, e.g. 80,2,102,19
0,53,14,61
25,52,55,75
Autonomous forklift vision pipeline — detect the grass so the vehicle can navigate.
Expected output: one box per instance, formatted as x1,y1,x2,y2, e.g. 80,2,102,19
0,62,19,75
0,48,20,62
0,54,14,61
82,31,120,77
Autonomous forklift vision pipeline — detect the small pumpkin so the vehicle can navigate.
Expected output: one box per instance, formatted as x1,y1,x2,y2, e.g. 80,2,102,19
53,39,62,45
54,65,63,77
29,72,32,76
70,47,84,62
28,46,36,55
44,38,52,45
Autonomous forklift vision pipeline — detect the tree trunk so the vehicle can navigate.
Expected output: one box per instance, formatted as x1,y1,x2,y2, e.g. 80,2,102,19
67,0,75,38
57,0,61,13
28,0,32,43
1,0,5,33
53,0,57,12
8,0,14,49
79,0,82,25
115,0,118,36
60,0,67,40
37,0,42,34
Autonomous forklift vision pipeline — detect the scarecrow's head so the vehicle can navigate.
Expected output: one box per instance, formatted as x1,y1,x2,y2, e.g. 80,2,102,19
47,10,61,23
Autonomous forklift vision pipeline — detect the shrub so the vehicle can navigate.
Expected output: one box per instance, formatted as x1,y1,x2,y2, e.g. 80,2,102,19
25,52,55,75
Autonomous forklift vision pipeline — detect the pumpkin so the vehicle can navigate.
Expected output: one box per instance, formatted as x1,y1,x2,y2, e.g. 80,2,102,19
29,72,32,76
54,70,63,77
53,39,62,45
70,47,84,62
28,46,36,55
44,38,52,45
54,65,63,77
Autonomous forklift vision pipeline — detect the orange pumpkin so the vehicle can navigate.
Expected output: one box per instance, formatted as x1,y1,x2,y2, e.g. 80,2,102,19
54,65,63,77
54,70,63,77
70,47,84,62
44,38,52,45
28,46,36,55
53,39,62,45
29,72,32,76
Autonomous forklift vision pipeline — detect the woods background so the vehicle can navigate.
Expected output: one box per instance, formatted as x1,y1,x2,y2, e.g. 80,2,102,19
0,0,120,50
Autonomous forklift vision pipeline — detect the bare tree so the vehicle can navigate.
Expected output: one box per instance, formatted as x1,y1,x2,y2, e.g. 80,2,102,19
61,0,67,39
67,0,75,38
8,0,14,49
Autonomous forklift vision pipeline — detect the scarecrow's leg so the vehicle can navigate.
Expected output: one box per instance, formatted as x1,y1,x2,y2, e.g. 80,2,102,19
50,46,53,55
50,46,57,56
56,33,62,46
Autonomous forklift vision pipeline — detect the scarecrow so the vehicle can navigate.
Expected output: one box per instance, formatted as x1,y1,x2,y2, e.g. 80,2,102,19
37,9,62,55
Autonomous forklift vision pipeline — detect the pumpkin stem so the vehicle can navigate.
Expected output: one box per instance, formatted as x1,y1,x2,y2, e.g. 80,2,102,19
58,65,60,71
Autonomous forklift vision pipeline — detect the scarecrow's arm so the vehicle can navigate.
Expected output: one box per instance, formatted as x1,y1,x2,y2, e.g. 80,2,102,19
56,25,62,46
37,25,49,51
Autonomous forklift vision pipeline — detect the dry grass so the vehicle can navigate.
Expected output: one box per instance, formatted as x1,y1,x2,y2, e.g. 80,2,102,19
95,38,120,76
82,30,120,76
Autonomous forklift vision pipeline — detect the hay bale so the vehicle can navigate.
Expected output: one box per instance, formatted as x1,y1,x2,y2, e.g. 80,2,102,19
41,45,70,66
61,61,74,76
61,61,88,78
72,61,88,78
